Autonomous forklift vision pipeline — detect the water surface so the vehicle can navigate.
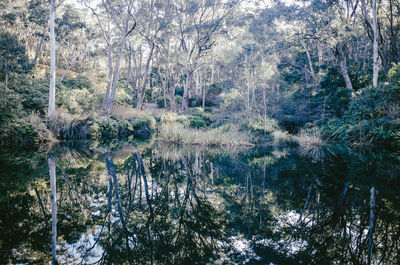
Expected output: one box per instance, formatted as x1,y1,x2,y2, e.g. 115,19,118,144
0,142,399,264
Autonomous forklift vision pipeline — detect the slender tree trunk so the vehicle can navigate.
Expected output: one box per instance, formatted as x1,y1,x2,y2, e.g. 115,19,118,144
48,155,57,265
301,40,317,89
136,43,155,110
372,0,379,87
126,43,132,89
182,69,191,114
4,70,8,95
318,41,323,76
59,56,77,83
201,68,206,110
32,32,45,67
33,185,47,224
102,43,113,108
336,45,354,90
48,0,56,120
262,85,267,134
104,33,128,115
169,74,176,112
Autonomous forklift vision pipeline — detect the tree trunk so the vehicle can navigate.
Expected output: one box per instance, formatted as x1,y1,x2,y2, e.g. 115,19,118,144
372,0,379,87
136,43,155,110
169,74,176,112
336,44,354,90
48,0,56,120
59,56,77,83
32,32,45,67
104,33,128,115
262,85,267,134
4,70,8,95
102,43,113,108
318,41,323,76
182,69,191,114
126,43,132,90
33,185,48,224
301,40,317,89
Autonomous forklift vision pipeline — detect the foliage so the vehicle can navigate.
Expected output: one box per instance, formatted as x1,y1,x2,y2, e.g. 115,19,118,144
320,80,400,147
0,31,30,89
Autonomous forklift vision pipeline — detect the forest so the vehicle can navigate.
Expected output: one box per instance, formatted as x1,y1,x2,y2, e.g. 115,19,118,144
0,0,400,264
0,0,398,148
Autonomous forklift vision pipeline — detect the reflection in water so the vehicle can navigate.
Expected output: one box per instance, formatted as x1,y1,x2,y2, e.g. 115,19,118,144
0,143,399,264
48,155,57,265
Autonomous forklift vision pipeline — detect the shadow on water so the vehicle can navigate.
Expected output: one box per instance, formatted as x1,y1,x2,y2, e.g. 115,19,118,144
0,141,399,264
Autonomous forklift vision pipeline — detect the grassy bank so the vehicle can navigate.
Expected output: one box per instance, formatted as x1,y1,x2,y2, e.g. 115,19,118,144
158,123,254,147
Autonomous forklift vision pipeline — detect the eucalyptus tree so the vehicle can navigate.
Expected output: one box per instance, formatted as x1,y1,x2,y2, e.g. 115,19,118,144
173,0,238,114
101,0,137,115
134,0,173,110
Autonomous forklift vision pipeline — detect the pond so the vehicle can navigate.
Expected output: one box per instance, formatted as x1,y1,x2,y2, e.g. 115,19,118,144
0,141,399,264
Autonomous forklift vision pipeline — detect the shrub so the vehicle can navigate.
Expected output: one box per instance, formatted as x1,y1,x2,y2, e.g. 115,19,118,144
62,75,92,90
103,105,155,139
1,112,56,145
159,112,189,126
320,80,400,146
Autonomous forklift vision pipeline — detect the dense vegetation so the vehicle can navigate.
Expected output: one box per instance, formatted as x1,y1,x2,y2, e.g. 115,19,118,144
1,1,400,263
0,0,399,149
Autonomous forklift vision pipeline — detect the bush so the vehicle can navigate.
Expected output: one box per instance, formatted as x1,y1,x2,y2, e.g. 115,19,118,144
62,75,92,90
1,112,55,145
321,81,400,146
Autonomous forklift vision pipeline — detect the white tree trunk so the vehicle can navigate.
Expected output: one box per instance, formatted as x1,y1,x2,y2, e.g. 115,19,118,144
104,33,127,115
337,45,354,91
102,42,113,108
372,0,379,87
48,0,56,120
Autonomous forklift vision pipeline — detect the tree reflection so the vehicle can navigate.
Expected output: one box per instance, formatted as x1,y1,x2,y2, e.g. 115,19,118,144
0,144,399,264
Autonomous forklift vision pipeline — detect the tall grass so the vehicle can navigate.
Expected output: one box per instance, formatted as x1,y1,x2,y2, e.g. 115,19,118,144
158,123,253,146
49,108,92,140
294,128,326,161
271,130,293,145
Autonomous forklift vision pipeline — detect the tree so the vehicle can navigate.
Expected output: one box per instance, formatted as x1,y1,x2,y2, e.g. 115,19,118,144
135,0,172,110
174,0,237,114
0,32,29,94
101,0,137,115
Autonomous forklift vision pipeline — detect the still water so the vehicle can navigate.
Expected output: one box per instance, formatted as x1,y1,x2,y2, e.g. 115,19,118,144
0,141,399,264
